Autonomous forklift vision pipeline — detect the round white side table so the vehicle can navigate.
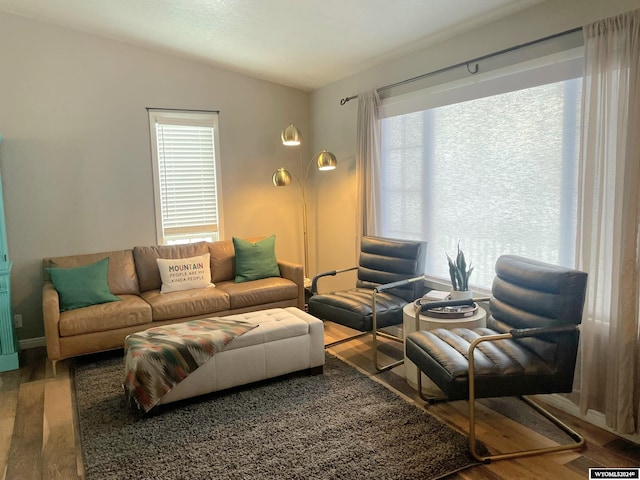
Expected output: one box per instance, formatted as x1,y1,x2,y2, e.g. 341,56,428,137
403,302,487,395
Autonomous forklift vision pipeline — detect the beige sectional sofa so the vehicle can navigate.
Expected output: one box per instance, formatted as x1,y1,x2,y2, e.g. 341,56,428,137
42,239,304,375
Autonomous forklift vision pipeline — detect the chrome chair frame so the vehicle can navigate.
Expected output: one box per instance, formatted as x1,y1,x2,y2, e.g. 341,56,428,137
370,275,425,372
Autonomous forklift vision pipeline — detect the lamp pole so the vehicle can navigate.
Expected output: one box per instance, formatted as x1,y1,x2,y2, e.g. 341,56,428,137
301,185,310,280
299,153,316,279
272,125,337,280
272,158,313,278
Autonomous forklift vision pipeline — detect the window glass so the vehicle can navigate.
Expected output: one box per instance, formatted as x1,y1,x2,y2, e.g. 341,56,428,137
380,75,581,290
148,111,223,245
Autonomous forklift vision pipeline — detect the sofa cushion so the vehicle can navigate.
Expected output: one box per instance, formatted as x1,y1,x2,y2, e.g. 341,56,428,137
141,287,231,322
208,237,265,284
157,253,214,293
133,242,209,293
58,295,152,337
208,239,236,284
44,249,140,296
47,258,121,312
217,278,298,310
233,235,280,283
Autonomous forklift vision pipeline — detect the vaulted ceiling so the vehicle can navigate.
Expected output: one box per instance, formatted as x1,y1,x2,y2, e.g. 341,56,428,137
0,0,544,91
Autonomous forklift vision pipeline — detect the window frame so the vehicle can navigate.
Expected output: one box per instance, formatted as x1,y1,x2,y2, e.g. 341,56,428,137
147,109,224,245
377,50,584,291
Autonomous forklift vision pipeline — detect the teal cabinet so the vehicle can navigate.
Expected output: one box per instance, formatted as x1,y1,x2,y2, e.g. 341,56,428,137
0,134,18,372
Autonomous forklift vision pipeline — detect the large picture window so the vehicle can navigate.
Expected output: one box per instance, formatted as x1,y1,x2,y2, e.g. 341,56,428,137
379,54,582,290
148,110,223,245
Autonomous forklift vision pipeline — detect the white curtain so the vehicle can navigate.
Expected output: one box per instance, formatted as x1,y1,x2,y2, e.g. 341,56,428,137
356,90,382,237
576,9,640,434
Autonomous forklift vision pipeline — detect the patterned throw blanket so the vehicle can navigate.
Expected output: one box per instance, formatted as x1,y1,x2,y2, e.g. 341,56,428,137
123,318,257,415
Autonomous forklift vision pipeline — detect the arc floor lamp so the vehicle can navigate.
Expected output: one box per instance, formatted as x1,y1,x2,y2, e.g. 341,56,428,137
272,124,337,280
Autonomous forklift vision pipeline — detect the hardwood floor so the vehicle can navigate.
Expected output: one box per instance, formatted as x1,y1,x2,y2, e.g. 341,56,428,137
1,322,639,480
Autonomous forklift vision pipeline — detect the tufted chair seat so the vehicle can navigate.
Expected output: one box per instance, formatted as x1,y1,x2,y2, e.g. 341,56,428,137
307,287,410,332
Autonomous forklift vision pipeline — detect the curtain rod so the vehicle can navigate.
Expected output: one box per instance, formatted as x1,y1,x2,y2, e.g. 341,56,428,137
339,27,582,106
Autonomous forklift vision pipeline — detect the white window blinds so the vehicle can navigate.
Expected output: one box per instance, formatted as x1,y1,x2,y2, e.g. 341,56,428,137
148,111,222,244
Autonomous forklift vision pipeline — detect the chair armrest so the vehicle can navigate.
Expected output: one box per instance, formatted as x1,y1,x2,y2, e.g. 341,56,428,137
509,324,579,338
467,324,580,374
374,275,425,293
42,281,62,361
311,266,357,294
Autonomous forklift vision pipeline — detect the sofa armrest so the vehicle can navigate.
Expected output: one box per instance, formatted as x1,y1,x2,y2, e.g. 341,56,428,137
42,281,62,362
278,260,304,310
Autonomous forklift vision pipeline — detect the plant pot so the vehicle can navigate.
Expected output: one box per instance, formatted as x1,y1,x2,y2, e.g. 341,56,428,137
449,290,473,300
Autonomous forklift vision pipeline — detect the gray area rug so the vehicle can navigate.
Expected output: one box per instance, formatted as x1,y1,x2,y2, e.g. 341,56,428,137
74,352,480,480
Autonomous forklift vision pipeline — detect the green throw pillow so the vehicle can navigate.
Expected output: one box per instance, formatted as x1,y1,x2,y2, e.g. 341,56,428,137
47,257,121,312
233,235,281,283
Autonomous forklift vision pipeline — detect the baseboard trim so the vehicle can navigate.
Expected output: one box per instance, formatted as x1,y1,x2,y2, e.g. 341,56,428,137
19,336,46,350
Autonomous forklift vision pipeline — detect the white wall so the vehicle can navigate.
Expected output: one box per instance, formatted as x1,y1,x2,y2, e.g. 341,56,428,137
0,11,310,340
309,0,640,293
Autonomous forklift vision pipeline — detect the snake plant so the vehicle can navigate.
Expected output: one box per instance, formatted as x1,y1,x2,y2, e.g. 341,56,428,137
446,243,473,291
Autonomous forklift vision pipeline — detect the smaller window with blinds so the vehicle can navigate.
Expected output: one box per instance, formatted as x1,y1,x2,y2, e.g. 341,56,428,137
148,109,223,245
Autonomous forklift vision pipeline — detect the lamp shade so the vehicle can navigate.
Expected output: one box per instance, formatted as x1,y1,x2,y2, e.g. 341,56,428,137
315,150,337,171
272,167,292,186
281,124,301,146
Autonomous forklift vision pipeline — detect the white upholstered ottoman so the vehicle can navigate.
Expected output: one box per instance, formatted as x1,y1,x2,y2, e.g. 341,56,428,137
126,307,325,412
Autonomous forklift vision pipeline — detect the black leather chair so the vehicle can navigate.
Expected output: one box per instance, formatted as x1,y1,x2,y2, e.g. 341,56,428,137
406,255,588,463
308,236,427,371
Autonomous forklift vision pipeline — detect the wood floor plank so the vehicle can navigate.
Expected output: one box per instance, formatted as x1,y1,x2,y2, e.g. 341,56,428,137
457,465,506,480
565,455,605,477
478,456,585,480
457,466,504,480
604,437,640,465
532,401,640,469
0,370,21,480
539,399,624,447
575,439,640,469
19,349,47,384
435,398,580,455
424,397,588,478
42,371,80,480
5,380,45,480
